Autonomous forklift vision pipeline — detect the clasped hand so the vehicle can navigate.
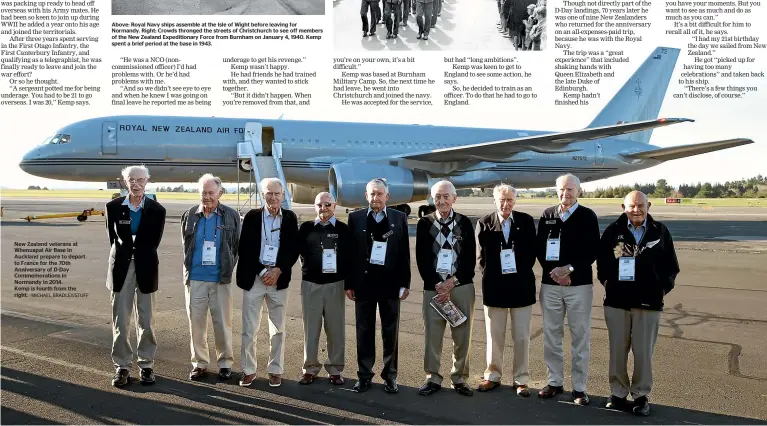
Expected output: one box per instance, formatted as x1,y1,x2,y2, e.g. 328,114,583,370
434,277,455,303
549,266,572,286
262,267,281,286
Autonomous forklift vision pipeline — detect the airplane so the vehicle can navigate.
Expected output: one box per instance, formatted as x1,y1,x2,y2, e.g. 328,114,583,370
19,46,754,217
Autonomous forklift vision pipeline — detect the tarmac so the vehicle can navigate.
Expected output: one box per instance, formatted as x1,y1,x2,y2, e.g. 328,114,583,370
2,196,766,424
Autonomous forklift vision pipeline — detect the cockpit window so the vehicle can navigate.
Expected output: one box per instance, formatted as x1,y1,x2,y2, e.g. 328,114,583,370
42,134,71,145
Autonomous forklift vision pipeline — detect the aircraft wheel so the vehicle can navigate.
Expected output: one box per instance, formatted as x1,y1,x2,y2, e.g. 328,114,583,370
76,215,87,222
418,205,436,218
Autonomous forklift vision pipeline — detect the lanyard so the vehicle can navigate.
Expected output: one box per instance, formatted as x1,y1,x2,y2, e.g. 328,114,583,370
202,212,219,242
263,209,281,245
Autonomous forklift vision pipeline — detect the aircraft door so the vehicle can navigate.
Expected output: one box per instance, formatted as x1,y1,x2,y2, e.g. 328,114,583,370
594,141,604,165
244,122,263,155
102,121,118,154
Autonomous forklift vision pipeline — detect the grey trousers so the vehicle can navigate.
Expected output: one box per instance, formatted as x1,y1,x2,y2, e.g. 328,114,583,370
422,284,475,385
540,284,593,392
415,0,434,36
604,306,661,399
111,261,157,370
301,280,346,376
185,280,234,370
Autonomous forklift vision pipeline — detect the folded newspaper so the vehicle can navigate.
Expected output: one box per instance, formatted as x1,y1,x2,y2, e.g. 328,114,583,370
430,295,467,327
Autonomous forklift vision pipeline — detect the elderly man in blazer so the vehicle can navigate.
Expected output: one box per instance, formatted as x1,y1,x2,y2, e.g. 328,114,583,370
105,165,166,387
236,177,299,388
415,180,476,397
597,191,679,416
346,178,411,394
475,184,537,396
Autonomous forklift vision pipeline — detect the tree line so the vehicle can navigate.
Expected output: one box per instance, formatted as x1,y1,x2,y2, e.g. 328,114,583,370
583,176,766,199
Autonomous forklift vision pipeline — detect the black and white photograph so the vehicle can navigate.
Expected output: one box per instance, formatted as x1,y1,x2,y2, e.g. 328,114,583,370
333,0,546,51
113,0,324,15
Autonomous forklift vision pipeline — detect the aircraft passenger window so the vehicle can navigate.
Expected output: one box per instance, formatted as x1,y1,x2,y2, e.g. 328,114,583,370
315,139,319,144
60,134,71,144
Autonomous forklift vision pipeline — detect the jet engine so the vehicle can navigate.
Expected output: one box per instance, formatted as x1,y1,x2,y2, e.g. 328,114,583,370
329,163,430,207
289,183,327,205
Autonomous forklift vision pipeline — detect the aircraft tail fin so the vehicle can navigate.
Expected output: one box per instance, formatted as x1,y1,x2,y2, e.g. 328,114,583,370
621,138,753,162
586,47,680,144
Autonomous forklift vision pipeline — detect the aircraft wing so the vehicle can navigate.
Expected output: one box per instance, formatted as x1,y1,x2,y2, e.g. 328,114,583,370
620,138,754,162
401,118,693,162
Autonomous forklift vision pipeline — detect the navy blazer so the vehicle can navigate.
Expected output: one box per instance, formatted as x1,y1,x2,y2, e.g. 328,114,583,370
347,207,411,300
105,196,166,294
236,207,299,291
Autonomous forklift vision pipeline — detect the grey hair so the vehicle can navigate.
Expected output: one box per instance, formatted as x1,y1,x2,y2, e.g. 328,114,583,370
315,191,336,204
534,5,546,17
366,178,389,195
121,165,150,180
198,173,223,193
493,183,517,199
430,180,457,198
260,177,283,193
556,173,581,189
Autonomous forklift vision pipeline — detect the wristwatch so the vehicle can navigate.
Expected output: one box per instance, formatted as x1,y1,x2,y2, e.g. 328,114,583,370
452,277,460,286
568,266,574,273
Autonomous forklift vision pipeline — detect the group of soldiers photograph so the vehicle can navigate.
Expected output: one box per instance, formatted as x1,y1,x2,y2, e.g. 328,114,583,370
497,0,547,50
105,165,679,418
360,0,445,40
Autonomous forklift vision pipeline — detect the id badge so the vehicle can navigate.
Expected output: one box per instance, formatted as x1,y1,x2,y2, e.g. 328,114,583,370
202,240,216,266
370,241,387,265
322,249,337,273
436,249,453,274
262,244,278,266
500,249,517,274
119,219,131,225
545,238,560,261
619,257,635,281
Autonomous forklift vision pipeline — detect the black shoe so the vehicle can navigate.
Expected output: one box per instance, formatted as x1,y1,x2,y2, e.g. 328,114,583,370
353,379,372,393
453,383,473,396
218,368,232,380
605,395,629,411
572,390,590,405
363,31,368,37
538,384,564,398
418,381,441,396
189,367,207,380
384,378,398,394
112,368,129,387
633,396,651,416
140,368,155,385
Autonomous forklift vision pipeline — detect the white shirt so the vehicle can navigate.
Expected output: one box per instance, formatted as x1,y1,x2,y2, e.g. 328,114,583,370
560,201,579,222
367,206,387,223
314,216,337,226
259,207,282,274
497,211,514,243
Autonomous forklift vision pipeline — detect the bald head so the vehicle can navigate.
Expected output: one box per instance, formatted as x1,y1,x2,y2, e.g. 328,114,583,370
623,190,651,227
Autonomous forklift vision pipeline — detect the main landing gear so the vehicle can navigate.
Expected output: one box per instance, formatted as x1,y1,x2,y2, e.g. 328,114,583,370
417,205,436,218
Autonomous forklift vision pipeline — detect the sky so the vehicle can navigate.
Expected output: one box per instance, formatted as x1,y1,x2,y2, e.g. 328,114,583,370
2,14,765,193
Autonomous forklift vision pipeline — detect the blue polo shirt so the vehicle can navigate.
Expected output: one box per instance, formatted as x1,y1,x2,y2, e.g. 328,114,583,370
190,211,222,283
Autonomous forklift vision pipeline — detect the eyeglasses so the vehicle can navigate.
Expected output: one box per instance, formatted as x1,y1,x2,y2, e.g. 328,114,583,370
316,203,333,208
263,191,281,197
128,178,147,184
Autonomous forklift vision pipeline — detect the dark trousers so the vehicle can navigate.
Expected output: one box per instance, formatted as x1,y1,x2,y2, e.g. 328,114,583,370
401,0,410,22
384,2,402,35
355,297,400,381
360,0,380,33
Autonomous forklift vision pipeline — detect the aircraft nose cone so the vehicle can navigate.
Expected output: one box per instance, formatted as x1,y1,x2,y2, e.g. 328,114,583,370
19,149,42,174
